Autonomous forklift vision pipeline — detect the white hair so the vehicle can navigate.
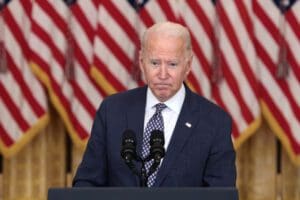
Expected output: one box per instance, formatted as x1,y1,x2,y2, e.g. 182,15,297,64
141,21,192,57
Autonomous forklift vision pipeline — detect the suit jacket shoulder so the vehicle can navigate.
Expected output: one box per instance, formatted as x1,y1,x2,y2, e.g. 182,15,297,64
183,87,232,134
101,86,147,108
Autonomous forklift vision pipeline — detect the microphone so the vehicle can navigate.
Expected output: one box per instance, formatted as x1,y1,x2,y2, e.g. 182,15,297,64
150,130,165,163
120,129,145,186
121,129,137,164
147,130,165,177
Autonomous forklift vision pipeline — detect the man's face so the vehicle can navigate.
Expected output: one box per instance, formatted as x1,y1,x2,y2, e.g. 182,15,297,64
139,34,192,102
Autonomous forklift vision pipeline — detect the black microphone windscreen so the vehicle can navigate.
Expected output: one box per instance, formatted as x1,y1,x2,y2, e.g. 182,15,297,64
150,130,164,146
150,130,165,162
122,129,136,145
121,129,137,161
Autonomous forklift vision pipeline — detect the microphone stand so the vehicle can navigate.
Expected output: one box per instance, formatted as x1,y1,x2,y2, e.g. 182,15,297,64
124,154,149,187
139,155,162,187
147,161,160,178
125,156,163,187
140,159,147,187
124,157,140,178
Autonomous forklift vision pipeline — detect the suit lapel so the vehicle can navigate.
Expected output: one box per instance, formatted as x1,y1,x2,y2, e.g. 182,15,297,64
126,86,147,153
154,87,200,187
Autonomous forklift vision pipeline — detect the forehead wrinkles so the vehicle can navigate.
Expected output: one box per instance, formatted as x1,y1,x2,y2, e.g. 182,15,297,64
143,35,187,59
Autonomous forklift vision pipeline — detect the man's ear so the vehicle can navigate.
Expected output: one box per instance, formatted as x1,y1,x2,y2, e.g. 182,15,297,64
184,53,193,78
139,50,144,72
139,50,147,82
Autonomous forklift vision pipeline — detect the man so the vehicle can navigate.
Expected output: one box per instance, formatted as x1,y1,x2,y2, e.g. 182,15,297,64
73,22,236,187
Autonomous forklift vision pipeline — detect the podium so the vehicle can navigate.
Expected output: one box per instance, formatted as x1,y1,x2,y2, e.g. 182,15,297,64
48,187,238,200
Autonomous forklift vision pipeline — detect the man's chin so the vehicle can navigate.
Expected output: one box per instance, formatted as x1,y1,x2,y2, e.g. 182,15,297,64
154,91,171,102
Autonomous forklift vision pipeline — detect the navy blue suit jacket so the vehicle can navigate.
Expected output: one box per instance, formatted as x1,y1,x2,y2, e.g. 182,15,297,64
73,85,236,187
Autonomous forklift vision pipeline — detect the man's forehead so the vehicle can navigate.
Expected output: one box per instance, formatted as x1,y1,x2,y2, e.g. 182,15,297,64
145,38,185,51
144,52,185,62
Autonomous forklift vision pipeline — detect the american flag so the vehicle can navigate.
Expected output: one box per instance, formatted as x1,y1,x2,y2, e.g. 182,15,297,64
90,0,181,95
0,0,48,157
0,0,298,166
253,0,300,165
69,0,105,145
29,0,100,147
211,0,261,148
179,0,261,148
178,0,214,98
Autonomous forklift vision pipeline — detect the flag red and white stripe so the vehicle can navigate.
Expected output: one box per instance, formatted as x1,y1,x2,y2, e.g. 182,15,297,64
29,0,97,147
69,0,105,144
178,0,214,98
253,0,300,165
211,0,261,148
0,0,48,157
178,0,261,148
90,0,181,95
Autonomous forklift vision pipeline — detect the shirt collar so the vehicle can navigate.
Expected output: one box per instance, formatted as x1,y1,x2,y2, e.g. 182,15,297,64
146,84,186,114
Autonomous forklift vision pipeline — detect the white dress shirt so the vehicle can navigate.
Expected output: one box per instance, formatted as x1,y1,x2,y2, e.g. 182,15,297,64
143,84,186,151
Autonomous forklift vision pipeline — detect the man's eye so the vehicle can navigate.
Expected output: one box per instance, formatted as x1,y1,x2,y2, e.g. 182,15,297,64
169,62,178,67
150,61,159,66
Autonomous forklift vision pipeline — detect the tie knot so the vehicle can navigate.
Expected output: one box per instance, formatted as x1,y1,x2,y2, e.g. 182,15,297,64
155,103,167,113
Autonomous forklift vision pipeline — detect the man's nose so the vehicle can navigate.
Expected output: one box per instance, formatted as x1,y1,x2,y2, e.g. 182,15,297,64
158,64,168,79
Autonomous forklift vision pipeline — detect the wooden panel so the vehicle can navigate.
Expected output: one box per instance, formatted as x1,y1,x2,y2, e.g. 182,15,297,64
0,174,3,200
3,107,66,200
248,125,277,200
281,149,300,200
3,132,46,200
45,108,66,188
239,124,277,200
31,130,47,200
236,137,250,200
68,145,85,187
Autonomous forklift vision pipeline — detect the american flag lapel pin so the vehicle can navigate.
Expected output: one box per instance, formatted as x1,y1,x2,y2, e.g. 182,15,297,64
185,122,192,128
